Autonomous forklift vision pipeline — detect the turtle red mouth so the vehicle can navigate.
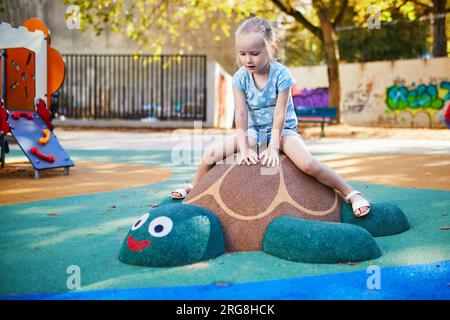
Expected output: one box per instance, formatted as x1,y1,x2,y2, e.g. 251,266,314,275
127,235,151,251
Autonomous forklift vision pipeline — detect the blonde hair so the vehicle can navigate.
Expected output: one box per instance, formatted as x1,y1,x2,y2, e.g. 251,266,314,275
235,16,280,66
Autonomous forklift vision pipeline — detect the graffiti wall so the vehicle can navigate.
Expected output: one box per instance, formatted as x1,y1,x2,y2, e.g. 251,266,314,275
292,88,329,107
386,80,450,128
289,57,450,128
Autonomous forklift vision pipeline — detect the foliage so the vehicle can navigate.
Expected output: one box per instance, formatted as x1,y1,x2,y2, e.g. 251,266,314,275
284,0,448,65
338,13,430,63
62,0,278,55
62,0,447,65
0,0,5,15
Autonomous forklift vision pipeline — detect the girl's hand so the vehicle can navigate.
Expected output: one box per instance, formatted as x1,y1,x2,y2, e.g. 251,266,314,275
259,146,279,167
237,148,259,165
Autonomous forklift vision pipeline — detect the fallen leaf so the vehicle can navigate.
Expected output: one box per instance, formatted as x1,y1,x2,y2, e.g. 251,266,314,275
110,205,117,209
339,262,361,266
147,204,159,207
47,213,59,216
439,227,450,230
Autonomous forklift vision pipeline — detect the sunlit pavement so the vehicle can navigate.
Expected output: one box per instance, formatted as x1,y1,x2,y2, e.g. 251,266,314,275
17,129,450,155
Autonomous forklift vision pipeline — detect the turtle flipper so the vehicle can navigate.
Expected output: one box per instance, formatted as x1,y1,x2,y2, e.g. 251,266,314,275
262,216,381,263
341,201,410,237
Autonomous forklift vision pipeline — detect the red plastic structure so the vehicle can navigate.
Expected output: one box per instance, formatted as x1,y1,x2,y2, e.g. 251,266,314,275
36,99,54,131
11,111,34,120
0,101,11,135
30,147,55,163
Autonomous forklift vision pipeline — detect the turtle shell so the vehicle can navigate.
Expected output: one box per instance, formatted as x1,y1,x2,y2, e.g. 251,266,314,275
184,154,342,251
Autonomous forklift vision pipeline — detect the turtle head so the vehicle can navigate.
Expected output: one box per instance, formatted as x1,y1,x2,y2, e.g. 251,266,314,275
118,203,225,267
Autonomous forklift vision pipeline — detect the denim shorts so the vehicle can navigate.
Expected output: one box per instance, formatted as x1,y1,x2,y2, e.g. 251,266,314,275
247,124,301,146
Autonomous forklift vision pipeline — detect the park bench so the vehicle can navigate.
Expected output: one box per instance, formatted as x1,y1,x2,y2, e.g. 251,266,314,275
294,106,338,138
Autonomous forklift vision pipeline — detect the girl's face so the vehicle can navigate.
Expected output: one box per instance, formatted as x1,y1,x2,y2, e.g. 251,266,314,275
235,32,272,74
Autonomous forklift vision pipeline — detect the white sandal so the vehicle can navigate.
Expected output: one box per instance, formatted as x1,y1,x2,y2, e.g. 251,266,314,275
345,190,371,218
171,184,193,199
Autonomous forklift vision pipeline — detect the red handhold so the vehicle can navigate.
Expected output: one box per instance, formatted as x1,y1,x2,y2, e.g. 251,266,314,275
30,147,55,163
36,99,54,131
0,100,11,135
11,111,35,120
445,103,450,123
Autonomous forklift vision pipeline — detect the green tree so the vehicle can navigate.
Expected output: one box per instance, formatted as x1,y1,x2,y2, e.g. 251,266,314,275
62,0,276,55
338,9,429,62
271,0,349,122
354,0,449,57
284,24,325,66
404,0,448,57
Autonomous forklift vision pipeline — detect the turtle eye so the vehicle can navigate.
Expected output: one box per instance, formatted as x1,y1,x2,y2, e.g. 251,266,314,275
148,216,173,237
131,213,150,231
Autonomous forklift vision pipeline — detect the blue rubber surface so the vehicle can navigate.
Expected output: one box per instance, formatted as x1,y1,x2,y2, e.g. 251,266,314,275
3,260,449,300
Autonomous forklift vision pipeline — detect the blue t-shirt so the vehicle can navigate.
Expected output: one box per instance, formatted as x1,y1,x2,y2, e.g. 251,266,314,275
232,60,298,129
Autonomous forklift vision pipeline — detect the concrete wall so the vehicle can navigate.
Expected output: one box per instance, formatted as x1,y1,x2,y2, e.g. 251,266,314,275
290,57,450,128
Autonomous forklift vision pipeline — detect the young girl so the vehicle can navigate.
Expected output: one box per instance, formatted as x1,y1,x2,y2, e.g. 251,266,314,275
172,16,370,217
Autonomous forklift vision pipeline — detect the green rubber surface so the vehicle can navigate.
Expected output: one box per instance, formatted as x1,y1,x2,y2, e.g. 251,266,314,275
0,149,449,297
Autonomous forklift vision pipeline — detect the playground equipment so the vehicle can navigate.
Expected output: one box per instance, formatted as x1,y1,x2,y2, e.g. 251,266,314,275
0,19,74,179
119,154,410,267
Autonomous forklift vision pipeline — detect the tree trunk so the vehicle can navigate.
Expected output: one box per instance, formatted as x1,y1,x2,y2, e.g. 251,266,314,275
272,0,347,123
432,0,447,57
319,16,341,122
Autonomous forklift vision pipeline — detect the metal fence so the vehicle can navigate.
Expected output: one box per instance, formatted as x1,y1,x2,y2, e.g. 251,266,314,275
54,54,207,121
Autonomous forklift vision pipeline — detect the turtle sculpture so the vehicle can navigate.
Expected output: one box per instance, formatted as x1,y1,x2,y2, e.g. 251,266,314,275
119,154,410,267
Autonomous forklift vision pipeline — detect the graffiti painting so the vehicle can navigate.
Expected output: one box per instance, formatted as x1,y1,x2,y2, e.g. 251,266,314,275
292,87,329,107
385,81,450,128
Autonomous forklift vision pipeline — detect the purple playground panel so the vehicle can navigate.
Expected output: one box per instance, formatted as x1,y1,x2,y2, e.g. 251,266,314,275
9,111,74,175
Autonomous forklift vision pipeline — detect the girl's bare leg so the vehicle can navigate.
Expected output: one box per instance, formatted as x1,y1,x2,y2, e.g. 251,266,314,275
280,135,369,216
172,134,257,197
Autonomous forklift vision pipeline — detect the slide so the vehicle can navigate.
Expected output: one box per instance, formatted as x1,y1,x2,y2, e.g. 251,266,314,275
9,110,74,178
